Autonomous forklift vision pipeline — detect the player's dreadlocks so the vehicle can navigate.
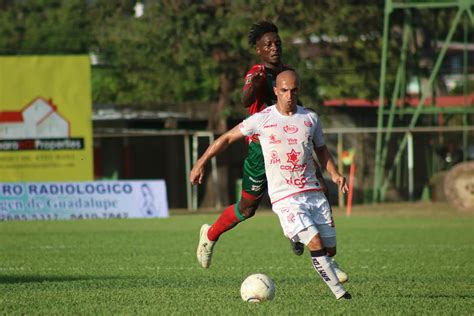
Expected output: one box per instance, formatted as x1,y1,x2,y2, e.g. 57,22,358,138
248,21,279,46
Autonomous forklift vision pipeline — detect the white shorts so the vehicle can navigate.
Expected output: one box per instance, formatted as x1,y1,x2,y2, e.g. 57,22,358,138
272,191,336,246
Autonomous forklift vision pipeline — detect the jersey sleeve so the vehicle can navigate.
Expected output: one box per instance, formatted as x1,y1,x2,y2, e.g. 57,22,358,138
239,115,258,137
239,112,264,137
311,112,325,148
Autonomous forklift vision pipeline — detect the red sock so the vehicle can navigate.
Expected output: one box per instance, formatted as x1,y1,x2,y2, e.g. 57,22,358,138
207,204,244,241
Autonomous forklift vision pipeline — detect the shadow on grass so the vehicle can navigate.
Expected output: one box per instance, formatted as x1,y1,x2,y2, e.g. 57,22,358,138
0,274,130,284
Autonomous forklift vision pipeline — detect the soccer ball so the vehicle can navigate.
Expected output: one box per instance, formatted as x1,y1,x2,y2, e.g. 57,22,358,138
240,273,275,303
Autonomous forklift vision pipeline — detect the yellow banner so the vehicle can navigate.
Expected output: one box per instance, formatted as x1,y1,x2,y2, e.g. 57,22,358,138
0,56,93,181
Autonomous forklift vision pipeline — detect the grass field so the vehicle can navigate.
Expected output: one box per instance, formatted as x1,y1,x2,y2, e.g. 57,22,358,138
1,202,473,314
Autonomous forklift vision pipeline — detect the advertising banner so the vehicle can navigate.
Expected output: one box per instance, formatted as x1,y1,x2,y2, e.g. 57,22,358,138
0,56,93,181
0,180,169,221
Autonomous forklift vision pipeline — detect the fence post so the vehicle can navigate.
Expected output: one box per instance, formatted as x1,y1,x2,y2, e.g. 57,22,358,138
184,133,192,211
337,132,344,209
407,131,414,200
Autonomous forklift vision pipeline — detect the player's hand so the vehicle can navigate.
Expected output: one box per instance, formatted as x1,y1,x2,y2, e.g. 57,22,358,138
333,175,349,194
249,70,265,89
189,164,205,185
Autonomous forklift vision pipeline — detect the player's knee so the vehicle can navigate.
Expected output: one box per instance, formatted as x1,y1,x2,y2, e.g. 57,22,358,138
237,199,260,219
238,204,257,219
306,234,324,251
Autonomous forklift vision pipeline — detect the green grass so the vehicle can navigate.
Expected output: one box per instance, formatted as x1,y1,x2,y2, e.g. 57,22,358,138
1,203,473,314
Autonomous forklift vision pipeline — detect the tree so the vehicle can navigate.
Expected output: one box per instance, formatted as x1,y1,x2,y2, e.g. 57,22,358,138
91,1,252,132
0,0,91,54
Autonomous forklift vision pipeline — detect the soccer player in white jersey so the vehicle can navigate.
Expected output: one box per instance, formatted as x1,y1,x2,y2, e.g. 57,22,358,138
190,70,351,300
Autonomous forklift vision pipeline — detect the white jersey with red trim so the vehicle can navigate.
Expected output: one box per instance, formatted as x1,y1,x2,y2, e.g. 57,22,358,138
239,105,325,204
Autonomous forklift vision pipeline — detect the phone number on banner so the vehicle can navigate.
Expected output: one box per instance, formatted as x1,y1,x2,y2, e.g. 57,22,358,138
0,212,129,221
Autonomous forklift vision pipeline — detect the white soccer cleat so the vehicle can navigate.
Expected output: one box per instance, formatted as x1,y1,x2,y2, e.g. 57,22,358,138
196,224,216,268
331,258,349,283
335,266,349,284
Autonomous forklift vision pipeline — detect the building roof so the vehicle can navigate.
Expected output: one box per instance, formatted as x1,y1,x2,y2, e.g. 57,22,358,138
324,94,474,108
0,112,23,122
92,104,190,121
0,97,66,124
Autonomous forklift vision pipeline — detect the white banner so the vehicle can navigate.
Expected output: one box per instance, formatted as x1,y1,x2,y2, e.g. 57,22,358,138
0,180,169,221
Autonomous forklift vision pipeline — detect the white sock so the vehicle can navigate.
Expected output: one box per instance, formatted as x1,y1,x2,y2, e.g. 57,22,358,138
310,249,346,299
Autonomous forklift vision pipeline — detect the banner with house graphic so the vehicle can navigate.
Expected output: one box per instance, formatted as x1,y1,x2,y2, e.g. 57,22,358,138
0,56,93,181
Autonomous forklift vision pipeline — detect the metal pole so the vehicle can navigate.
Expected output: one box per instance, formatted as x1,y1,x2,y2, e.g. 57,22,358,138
191,131,222,210
462,15,469,161
406,8,463,129
379,17,411,193
184,133,192,211
209,133,222,209
337,133,345,209
396,139,401,188
373,0,392,203
346,155,356,217
407,132,414,200
192,134,198,210
380,7,464,199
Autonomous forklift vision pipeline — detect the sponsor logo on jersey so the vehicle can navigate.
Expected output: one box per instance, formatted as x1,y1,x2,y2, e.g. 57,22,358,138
286,149,300,165
285,176,308,189
264,123,277,129
287,138,298,145
249,176,265,184
283,125,298,134
304,120,313,127
270,150,281,164
269,134,281,144
280,163,307,171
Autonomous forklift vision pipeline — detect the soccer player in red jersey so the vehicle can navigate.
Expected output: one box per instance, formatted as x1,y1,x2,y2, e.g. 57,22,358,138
195,21,347,283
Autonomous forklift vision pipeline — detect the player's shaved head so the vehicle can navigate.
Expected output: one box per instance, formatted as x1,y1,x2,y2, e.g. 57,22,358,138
274,70,300,114
276,70,300,88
